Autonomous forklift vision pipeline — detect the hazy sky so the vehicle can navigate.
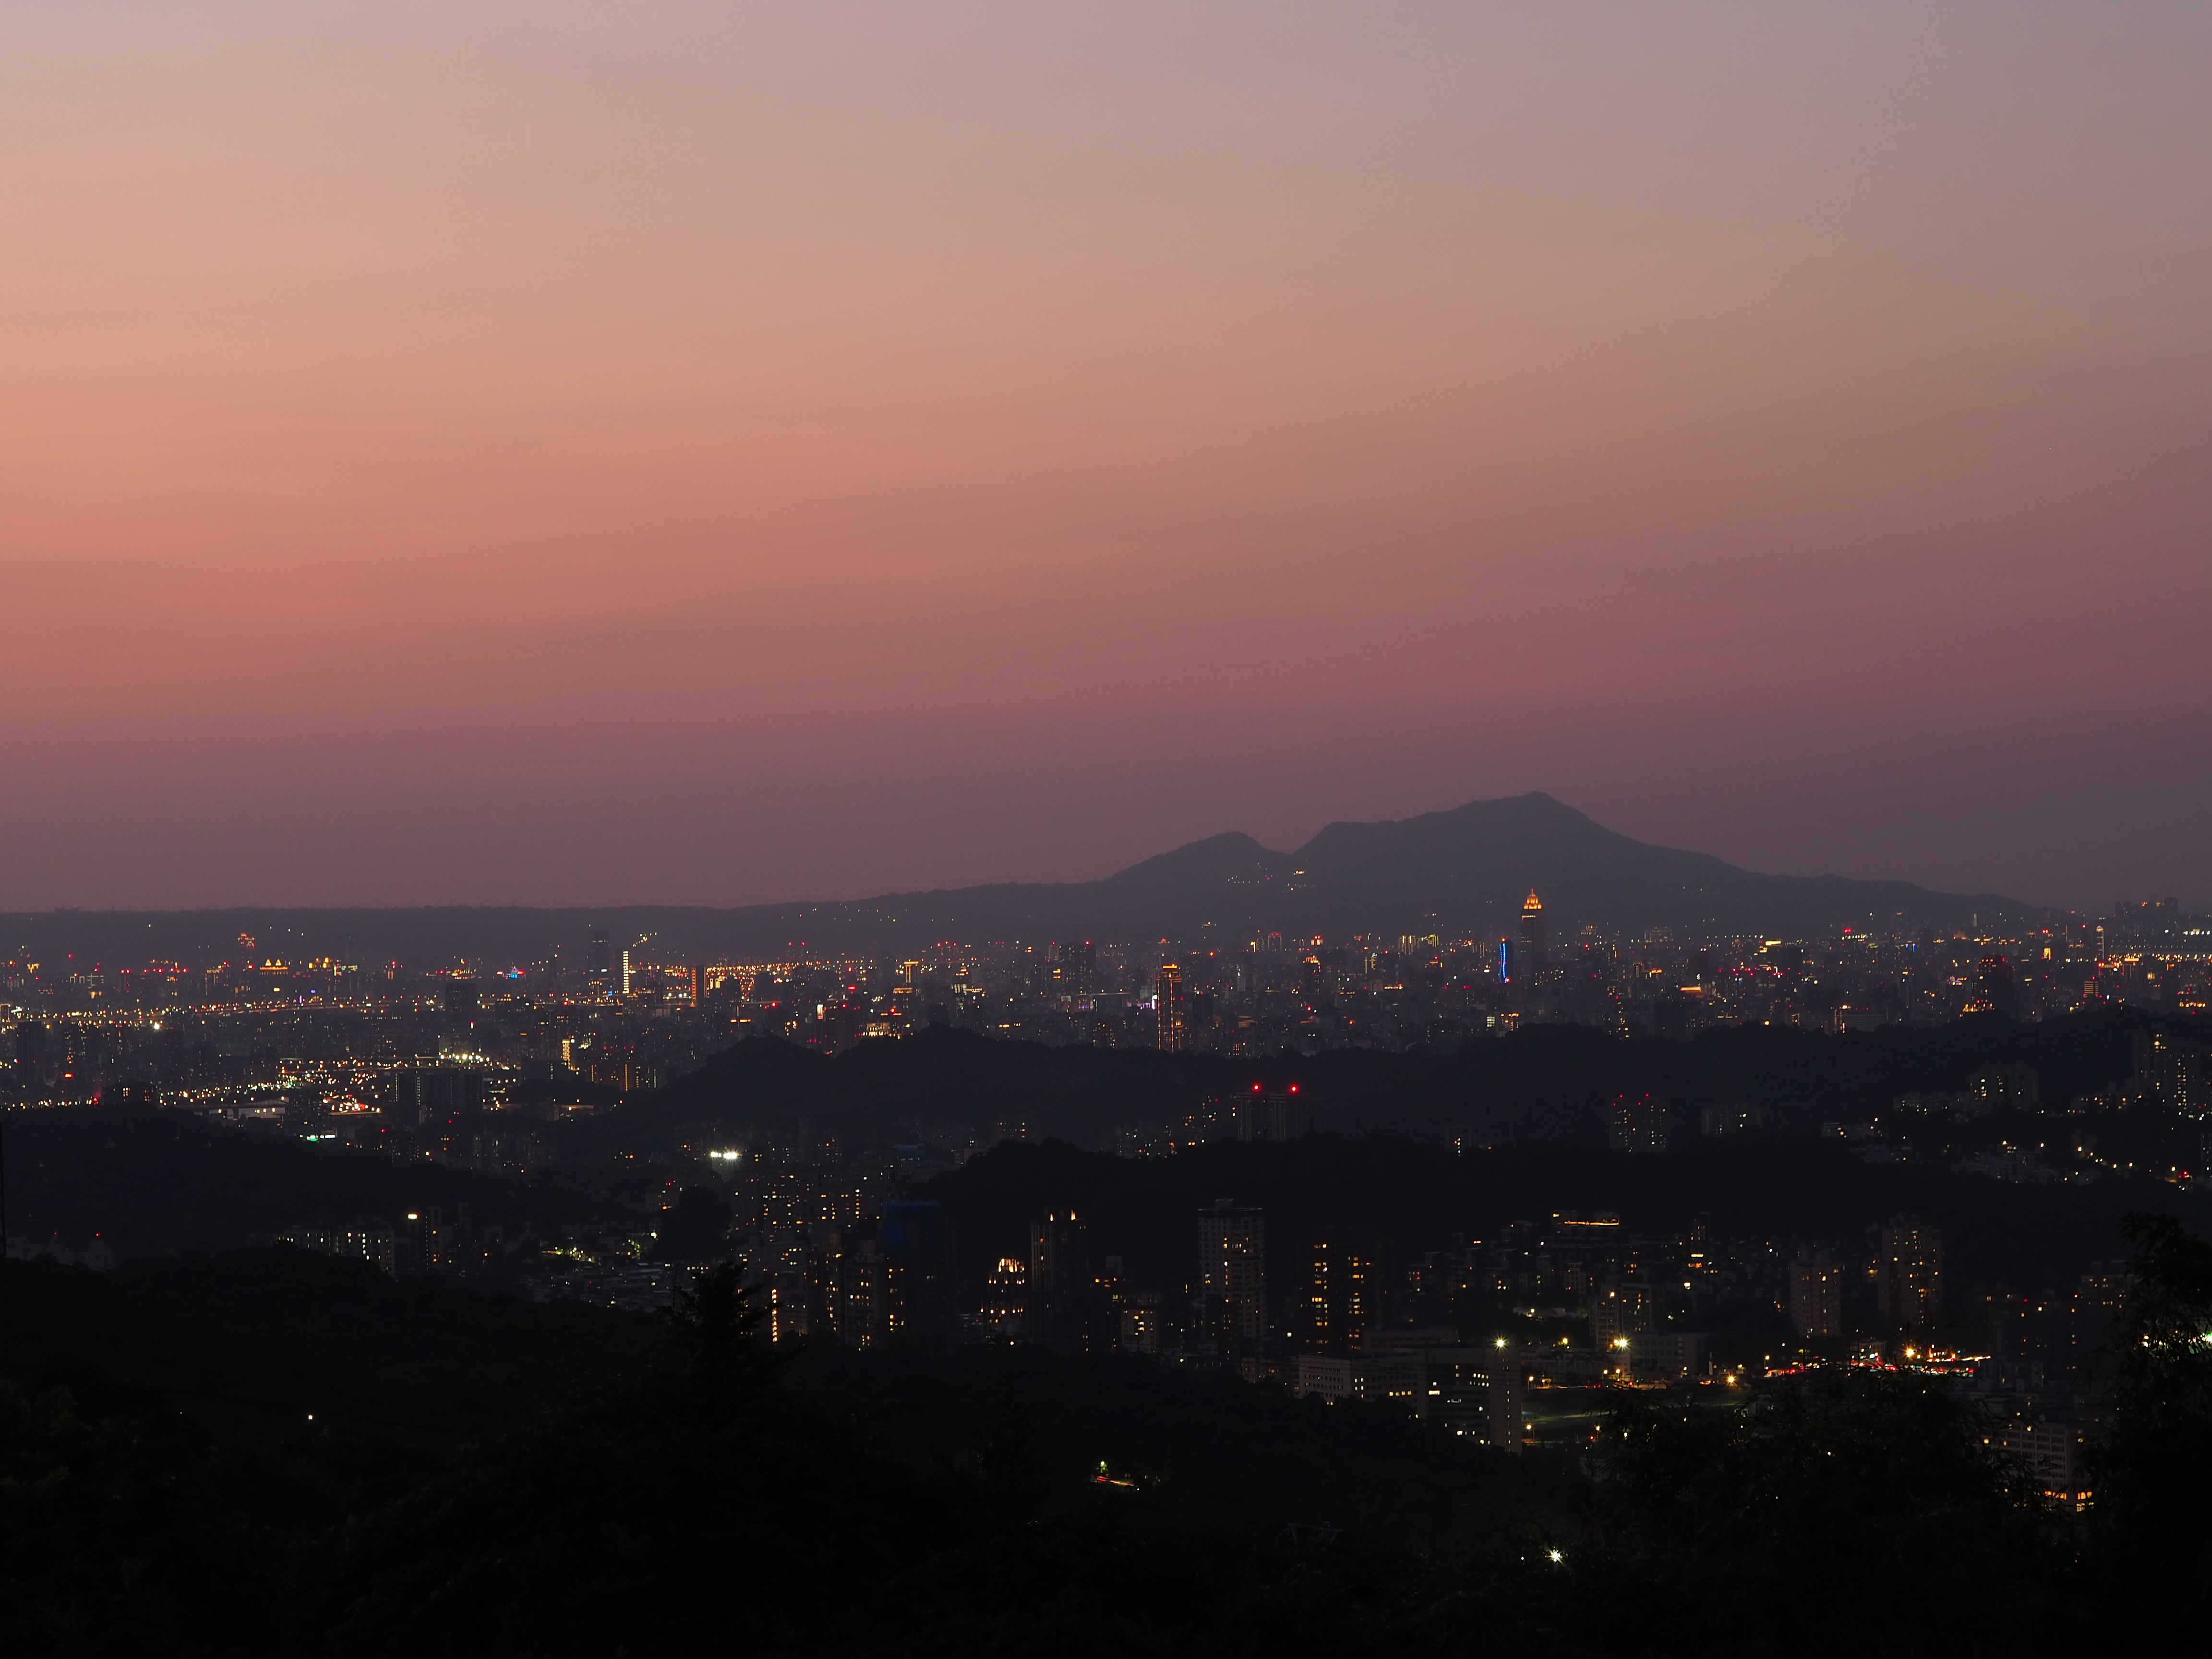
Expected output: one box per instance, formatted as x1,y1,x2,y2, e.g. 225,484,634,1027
4,3,2208,912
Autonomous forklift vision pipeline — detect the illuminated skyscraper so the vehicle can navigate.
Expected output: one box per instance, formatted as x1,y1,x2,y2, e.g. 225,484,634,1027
1515,890,1548,978
978,1256,1027,1341
1156,962,1189,1052
620,949,635,998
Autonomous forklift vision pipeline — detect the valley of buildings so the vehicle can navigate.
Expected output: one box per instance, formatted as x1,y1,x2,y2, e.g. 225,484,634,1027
3,894,2200,1495
6,894,2206,1112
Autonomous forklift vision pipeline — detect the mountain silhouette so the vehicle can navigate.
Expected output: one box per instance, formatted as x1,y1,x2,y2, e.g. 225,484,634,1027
762,791,2035,950
2,793,2038,963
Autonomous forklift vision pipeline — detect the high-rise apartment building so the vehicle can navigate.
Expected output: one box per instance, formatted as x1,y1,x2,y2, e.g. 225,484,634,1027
2137,1031,2208,1112
1790,1250,1844,1340
878,1200,957,1348
1592,1281,1655,1350
1304,1227,1394,1353
2071,1262,2127,1381
1876,1214,1944,1334
977,1256,1027,1341
1054,940,1096,997
1028,1210,1091,1353
1609,1092,1668,1154
1973,955,2020,1018
1231,1083,1317,1142
1198,1199,1268,1348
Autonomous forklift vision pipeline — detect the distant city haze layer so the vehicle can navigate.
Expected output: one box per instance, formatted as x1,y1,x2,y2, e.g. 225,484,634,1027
2,7,2208,911
1,794,2045,966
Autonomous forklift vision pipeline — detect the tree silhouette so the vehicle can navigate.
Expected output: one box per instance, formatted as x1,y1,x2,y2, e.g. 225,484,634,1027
2087,1213,2212,1639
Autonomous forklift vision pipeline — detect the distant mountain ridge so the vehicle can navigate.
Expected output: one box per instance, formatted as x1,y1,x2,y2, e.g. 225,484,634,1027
722,791,2037,949
1,793,2041,964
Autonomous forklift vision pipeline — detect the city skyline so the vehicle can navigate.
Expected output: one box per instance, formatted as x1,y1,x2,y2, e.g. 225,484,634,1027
12,11,2212,1650
7,5,2209,910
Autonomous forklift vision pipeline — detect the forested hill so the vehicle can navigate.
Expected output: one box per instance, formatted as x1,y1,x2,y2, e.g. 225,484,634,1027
5,1008,2189,1270
916,1135,2212,1297
616,1006,2168,1152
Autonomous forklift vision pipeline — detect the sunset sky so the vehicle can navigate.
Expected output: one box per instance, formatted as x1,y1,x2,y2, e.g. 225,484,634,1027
4,3,2209,911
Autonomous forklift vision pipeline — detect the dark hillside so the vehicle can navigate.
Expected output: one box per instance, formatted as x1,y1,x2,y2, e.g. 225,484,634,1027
1,1010,2187,1283
0,1103,592,1259
3,1249,1530,1547
6,1249,657,1444
921,1136,2212,1296
619,1008,2175,1152
785,1342,1539,1547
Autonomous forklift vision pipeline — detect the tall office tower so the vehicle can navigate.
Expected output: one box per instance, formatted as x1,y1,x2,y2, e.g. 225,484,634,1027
1156,962,1189,1052
1198,1199,1268,1347
1790,1250,1844,1340
1876,1214,1945,1334
1027,1210,1092,1353
620,949,635,998
1608,1091,1669,1154
1515,890,1548,978
1303,1226,1395,1353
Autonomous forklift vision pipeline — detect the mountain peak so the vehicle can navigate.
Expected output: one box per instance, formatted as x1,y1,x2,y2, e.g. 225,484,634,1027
1100,831,1293,896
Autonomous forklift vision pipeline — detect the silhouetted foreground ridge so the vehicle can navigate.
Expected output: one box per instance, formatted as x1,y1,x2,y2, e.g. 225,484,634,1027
9,1217,2212,1655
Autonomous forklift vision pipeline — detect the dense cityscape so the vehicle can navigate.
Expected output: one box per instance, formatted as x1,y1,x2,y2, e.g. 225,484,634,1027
10,6,2212,1649
7,866,2210,1653
8,890,2209,1506
11,890,2208,1109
